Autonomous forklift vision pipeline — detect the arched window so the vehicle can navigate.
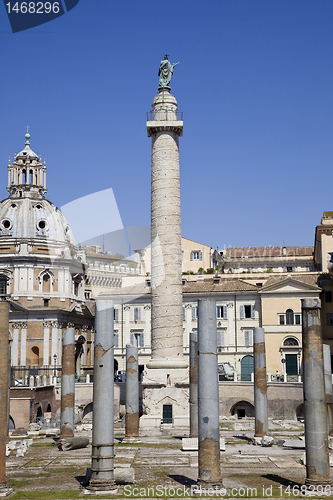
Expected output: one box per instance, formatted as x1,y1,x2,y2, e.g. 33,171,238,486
278,308,301,325
31,346,39,365
283,337,300,346
39,271,53,293
286,309,294,325
43,274,51,293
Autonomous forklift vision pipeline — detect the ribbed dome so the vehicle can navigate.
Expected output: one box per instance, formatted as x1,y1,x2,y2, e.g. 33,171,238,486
0,197,75,245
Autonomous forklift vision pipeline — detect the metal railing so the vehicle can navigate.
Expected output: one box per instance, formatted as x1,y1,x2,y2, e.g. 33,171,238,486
147,109,183,121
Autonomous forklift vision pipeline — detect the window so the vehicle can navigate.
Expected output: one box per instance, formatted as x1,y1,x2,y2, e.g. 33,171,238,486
130,331,144,347
286,266,294,273
217,329,225,347
283,337,299,346
244,330,253,346
43,273,51,293
327,313,333,326
182,307,185,321
190,251,202,261
286,309,294,325
192,306,198,320
216,305,227,320
279,309,301,325
133,307,142,322
0,276,7,295
114,309,119,322
43,299,49,307
240,305,255,319
326,291,332,303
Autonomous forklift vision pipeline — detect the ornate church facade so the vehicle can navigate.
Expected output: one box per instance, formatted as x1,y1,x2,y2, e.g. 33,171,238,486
1,133,94,381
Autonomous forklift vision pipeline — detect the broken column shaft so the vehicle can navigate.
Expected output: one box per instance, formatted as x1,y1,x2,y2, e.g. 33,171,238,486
253,327,268,437
0,300,11,495
125,344,139,437
88,299,116,492
60,326,75,438
323,344,333,436
197,299,222,487
190,331,198,437
302,298,330,486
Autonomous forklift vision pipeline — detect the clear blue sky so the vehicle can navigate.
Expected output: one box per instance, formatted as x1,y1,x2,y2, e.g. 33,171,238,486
1,0,333,250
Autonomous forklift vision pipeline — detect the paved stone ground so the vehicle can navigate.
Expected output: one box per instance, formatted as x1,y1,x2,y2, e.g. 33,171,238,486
4,419,333,499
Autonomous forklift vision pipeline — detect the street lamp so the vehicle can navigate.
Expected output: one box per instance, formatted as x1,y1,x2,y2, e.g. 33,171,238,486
53,354,57,377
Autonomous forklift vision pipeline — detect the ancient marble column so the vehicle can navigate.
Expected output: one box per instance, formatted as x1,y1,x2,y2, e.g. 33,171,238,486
125,344,139,437
0,300,12,495
60,326,75,438
87,299,117,492
148,86,184,364
323,344,333,436
302,298,330,486
197,298,222,487
141,80,188,428
253,327,268,437
189,331,198,437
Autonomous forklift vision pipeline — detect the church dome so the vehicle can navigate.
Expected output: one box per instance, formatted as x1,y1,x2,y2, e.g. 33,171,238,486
0,197,75,245
1,132,76,247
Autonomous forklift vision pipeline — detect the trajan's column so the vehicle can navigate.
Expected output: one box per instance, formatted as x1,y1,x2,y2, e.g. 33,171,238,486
141,56,189,428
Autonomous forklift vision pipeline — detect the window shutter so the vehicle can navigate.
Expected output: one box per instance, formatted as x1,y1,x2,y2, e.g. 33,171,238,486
134,308,141,322
192,306,197,320
199,252,203,260
114,334,119,348
183,307,185,321
217,330,225,347
251,305,255,319
130,333,134,345
240,305,245,319
223,305,227,320
244,330,250,346
190,252,193,261
114,309,119,322
139,333,144,347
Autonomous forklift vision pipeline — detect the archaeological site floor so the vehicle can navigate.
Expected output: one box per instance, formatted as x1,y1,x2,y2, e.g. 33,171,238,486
4,418,332,500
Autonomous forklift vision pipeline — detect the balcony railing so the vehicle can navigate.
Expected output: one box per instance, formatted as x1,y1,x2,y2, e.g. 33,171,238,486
147,109,183,121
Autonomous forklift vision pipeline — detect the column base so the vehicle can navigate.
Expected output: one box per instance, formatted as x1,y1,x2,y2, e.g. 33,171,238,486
141,364,189,428
0,487,13,498
305,478,332,487
84,479,118,494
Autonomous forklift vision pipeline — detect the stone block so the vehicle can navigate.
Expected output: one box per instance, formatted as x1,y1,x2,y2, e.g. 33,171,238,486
252,437,262,446
16,446,26,457
282,440,305,449
261,436,274,447
182,437,225,451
